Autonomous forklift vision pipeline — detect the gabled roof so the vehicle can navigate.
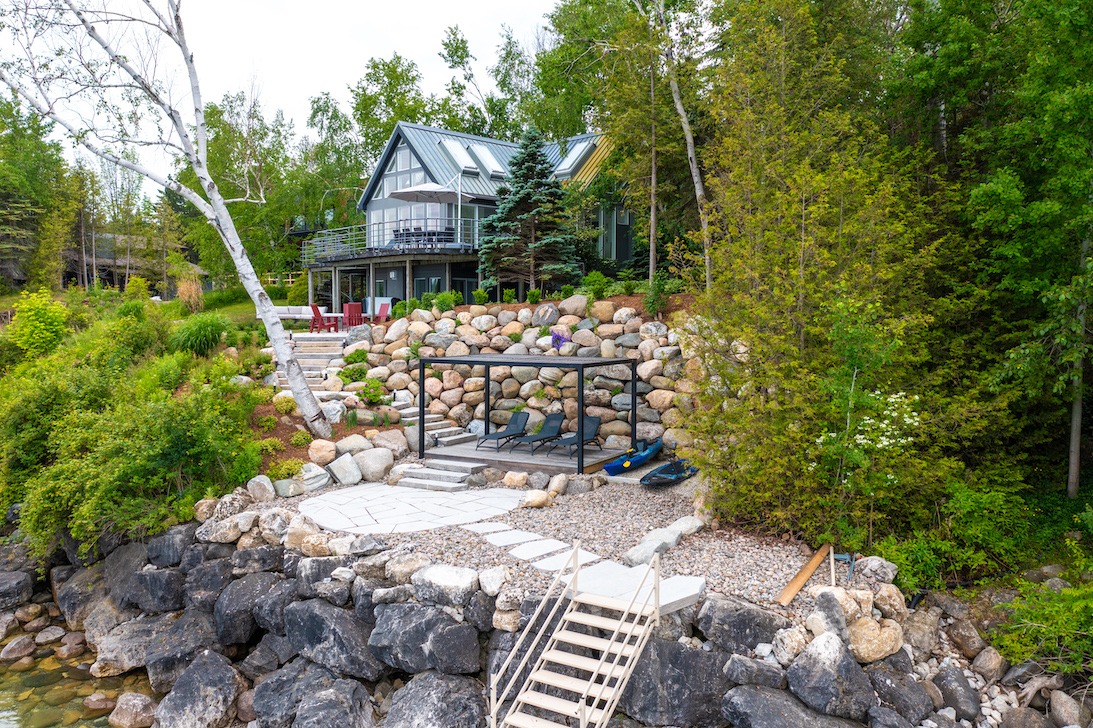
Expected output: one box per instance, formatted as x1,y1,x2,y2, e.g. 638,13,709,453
357,122,607,210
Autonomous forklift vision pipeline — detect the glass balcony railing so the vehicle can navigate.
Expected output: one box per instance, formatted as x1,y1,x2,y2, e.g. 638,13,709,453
302,217,483,265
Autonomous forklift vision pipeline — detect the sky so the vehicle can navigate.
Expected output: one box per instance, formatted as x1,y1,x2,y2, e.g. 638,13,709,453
181,0,558,135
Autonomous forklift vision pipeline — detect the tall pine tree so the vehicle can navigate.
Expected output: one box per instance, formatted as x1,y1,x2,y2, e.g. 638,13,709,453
478,128,580,291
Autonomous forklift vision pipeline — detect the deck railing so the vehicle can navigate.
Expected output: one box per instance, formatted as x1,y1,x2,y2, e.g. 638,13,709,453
302,217,482,264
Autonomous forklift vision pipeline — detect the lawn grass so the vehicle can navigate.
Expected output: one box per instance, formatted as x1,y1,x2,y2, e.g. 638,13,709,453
209,298,289,326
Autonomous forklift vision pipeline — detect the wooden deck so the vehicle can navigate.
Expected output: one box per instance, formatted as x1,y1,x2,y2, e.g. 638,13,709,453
430,440,624,475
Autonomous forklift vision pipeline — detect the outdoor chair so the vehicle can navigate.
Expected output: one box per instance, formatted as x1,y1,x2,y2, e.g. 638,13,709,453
343,302,364,329
309,304,339,333
476,411,530,451
508,412,565,453
372,302,390,323
547,415,603,457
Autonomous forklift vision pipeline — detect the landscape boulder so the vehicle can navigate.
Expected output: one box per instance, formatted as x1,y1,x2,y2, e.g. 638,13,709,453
619,638,731,728
931,664,980,722
369,603,480,674
326,453,362,486
723,654,788,689
354,448,394,481
785,632,876,722
284,599,386,680
91,612,176,677
213,572,281,644
696,595,792,653
152,650,245,728
410,565,479,607
251,657,338,728
146,525,198,568
291,679,375,728
384,671,486,728
866,662,933,724
144,608,221,693
721,684,867,728
0,571,32,610
108,693,157,728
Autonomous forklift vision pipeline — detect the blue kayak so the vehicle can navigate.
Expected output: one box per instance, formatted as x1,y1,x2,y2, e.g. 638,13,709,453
603,439,663,476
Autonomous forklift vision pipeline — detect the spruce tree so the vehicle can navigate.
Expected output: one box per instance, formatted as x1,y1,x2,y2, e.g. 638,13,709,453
478,127,580,291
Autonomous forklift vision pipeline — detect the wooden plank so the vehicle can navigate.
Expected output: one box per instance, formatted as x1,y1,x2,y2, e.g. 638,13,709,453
776,543,831,606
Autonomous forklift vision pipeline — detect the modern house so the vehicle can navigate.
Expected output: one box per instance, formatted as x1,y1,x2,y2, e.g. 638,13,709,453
301,122,633,314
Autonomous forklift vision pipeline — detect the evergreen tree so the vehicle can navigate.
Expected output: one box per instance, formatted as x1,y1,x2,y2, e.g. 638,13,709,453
478,128,580,291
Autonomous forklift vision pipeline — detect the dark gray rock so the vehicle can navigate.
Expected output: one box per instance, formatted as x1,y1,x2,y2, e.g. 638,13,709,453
368,603,480,675
786,632,876,721
132,568,184,614
104,542,148,608
178,544,206,573
696,595,791,653
315,579,351,607
231,545,284,575
291,678,374,727
925,710,958,728
881,647,914,674
146,524,198,567
618,637,730,727
724,653,788,689
722,684,867,728
999,706,1055,728
254,578,299,635
868,705,913,728
931,664,980,721
91,612,177,677
812,590,850,643
285,599,386,680
252,657,338,728
384,671,486,728
351,577,384,626
1001,661,1043,687
0,571,31,610
296,556,354,598
240,632,297,680
154,650,245,728
866,663,933,723
184,558,233,611
206,543,236,560
56,562,106,630
283,550,301,579
464,591,495,632
532,303,560,327
144,608,222,693
214,572,281,644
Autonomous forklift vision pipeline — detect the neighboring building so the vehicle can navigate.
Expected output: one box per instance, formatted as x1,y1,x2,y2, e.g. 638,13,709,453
302,122,632,313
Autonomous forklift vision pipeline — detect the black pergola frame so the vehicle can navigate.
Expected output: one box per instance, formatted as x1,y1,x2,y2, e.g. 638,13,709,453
418,354,638,473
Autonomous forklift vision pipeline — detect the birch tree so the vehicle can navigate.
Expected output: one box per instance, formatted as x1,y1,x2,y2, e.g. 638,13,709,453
0,0,332,437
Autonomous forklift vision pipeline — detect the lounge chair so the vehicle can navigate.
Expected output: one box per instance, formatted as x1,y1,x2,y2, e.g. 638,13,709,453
343,302,364,328
372,302,390,324
309,304,339,333
508,412,565,453
476,411,530,451
547,416,603,457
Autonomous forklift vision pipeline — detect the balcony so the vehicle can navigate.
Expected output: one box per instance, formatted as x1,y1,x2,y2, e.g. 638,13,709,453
302,217,483,265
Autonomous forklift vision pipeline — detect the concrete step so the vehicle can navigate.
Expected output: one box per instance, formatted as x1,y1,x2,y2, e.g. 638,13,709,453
403,467,468,484
422,459,486,475
402,413,444,425
397,477,469,492
431,426,466,439
437,432,477,446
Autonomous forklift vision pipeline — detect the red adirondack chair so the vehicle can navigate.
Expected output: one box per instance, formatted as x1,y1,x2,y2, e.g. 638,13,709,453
343,302,364,328
373,302,390,323
309,304,339,333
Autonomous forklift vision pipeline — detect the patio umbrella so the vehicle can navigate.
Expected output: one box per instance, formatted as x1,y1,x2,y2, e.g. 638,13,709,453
388,180,472,245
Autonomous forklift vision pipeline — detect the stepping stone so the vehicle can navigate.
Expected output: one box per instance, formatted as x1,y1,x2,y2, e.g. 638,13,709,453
564,561,653,599
486,530,543,547
508,539,569,561
462,522,511,534
531,548,599,572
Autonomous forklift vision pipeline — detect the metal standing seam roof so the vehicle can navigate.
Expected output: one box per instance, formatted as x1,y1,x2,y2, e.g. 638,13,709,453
358,123,606,210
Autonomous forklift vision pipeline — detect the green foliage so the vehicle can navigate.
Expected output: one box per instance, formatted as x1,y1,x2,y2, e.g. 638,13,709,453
8,290,68,356
994,580,1093,674
538,325,551,338
582,270,611,300
452,291,464,306
344,348,370,365
338,364,370,384
170,312,229,358
286,276,308,306
346,408,359,428
473,289,489,305
342,376,386,405
274,396,298,415
644,271,670,319
560,284,575,299
238,348,274,380
408,341,422,360
434,292,456,312
406,298,421,315
124,276,150,301
257,437,284,455
265,284,288,300
508,331,523,343
526,289,542,305
420,292,436,310
266,458,304,481
289,429,312,447
115,300,146,321
204,287,250,310
392,301,407,320
256,414,278,432
503,289,516,304
253,386,276,404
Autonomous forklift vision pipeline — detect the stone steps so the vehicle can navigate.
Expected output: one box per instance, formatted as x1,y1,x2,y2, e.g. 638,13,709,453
437,432,477,446
397,477,469,492
422,458,486,475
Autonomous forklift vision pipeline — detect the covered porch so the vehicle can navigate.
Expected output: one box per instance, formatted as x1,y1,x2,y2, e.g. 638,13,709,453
306,253,480,316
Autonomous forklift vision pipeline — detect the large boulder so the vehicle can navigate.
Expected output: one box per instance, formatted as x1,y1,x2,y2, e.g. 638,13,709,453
152,650,245,728
1049,689,1092,728
239,632,297,681
372,430,409,459
108,693,157,728
144,609,222,693
847,617,903,663
105,542,149,609
251,657,338,728
931,664,980,722
146,525,198,568
410,565,479,607
618,637,731,727
0,571,32,610
91,612,177,677
696,595,792,653
283,599,386,680
354,448,394,481
368,603,480,674
384,671,486,728
866,662,933,724
214,572,281,644
724,654,788,689
999,707,1055,728
326,453,362,486
785,632,876,722
721,684,867,728
131,569,184,614
558,294,588,317
57,562,107,630
183,558,234,611
291,679,375,728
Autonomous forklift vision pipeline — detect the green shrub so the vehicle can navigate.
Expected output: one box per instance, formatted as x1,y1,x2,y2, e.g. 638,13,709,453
409,341,422,360
339,374,386,405
8,290,68,356
420,292,436,310
406,297,421,315
644,271,671,319
286,276,308,306
338,364,370,384
582,271,611,300
116,300,146,321
473,289,489,305
538,325,551,338
274,396,297,415
344,348,370,365
453,291,464,306
131,351,191,399
392,301,407,319
238,348,274,380
560,284,575,298
435,292,456,312
265,284,288,301
253,386,276,404
503,289,516,304
256,414,278,432
526,289,542,305
170,312,229,357
257,437,284,455
266,458,304,481
622,279,638,295
289,429,312,447
508,331,523,343
124,276,150,301
346,408,359,428
204,287,249,310
994,580,1093,674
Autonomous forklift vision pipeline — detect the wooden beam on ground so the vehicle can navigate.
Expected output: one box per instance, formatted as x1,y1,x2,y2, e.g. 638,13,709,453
776,543,831,607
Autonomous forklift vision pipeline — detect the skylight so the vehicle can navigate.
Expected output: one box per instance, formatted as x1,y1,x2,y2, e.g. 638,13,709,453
470,144,507,179
439,139,479,175
555,140,595,179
